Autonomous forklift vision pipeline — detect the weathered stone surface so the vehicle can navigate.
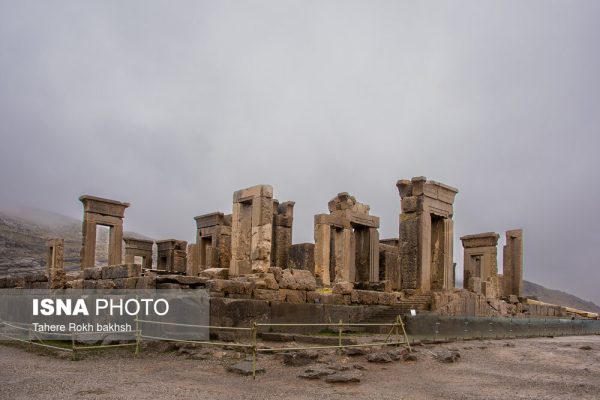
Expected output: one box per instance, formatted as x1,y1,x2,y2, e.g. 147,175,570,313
435,350,461,363
0,276,25,288
332,281,354,295
200,268,229,280
253,289,282,302
113,277,137,289
350,290,380,305
135,276,156,289
283,350,319,366
227,361,265,376
156,283,181,289
246,273,278,290
208,279,253,295
83,266,103,280
24,272,48,283
403,353,418,361
279,289,307,303
288,243,315,273
279,268,317,291
298,366,335,380
101,264,141,280
366,352,393,363
342,347,369,356
66,279,84,289
324,370,362,383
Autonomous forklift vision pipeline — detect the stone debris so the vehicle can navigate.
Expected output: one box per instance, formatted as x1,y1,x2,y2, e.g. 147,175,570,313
283,350,319,366
402,353,418,362
299,363,362,383
324,370,362,383
342,347,369,356
435,350,461,363
227,361,265,376
366,352,393,363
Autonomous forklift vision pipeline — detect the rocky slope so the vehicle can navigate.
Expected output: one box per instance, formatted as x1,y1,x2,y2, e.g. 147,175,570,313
523,280,600,314
0,207,150,275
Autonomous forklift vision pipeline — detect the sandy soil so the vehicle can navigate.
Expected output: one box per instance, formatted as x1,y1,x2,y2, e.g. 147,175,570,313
1,335,599,400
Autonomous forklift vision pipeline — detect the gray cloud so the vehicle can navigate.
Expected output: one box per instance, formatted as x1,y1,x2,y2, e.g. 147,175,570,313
1,1,599,303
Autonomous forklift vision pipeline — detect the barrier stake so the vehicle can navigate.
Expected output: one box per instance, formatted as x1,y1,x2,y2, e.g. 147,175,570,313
338,320,343,354
135,318,140,356
398,316,411,353
252,322,257,380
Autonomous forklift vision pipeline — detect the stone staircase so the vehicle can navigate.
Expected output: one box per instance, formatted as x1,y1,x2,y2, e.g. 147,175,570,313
358,294,433,333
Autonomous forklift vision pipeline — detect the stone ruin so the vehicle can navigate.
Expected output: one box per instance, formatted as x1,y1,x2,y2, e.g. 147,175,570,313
502,229,523,297
229,185,274,275
11,177,586,321
396,177,457,291
314,192,380,287
194,212,232,273
156,239,187,273
460,232,500,299
79,195,129,268
46,238,66,289
123,237,153,270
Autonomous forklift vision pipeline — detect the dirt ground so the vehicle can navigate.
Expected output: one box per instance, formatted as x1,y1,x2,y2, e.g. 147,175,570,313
1,335,599,400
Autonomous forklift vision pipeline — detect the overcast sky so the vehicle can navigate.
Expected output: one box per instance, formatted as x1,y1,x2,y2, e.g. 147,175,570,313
1,1,599,303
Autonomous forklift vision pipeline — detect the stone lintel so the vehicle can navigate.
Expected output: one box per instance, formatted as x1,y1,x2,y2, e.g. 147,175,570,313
460,232,500,248
123,237,154,251
156,239,187,251
195,212,227,229
314,214,351,229
396,177,458,205
345,210,379,228
233,184,273,203
79,195,130,218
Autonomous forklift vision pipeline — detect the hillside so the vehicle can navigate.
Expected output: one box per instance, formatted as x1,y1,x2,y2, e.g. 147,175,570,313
0,207,151,275
523,280,600,314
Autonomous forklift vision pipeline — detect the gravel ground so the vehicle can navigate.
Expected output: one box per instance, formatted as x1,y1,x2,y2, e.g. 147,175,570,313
1,335,599,400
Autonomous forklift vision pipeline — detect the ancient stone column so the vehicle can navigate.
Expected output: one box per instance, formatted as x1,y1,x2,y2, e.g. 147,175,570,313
230,185,273,275
79,195,129,269
271,200,295,268
314,219,332,285
503,229,523,297
47,238,65,289
396,177,458,292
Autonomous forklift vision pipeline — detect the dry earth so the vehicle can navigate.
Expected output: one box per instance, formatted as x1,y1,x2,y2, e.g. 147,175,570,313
1,335,599,400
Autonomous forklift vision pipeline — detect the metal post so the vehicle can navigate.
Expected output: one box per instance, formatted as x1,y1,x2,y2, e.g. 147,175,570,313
71,332,77,360
135,317,140,356
252,322,257,380
398,316,412,353
338,320,343,354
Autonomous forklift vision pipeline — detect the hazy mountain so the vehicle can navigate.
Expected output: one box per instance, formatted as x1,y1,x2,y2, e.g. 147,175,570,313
523,280,600,314
0,207,152,275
